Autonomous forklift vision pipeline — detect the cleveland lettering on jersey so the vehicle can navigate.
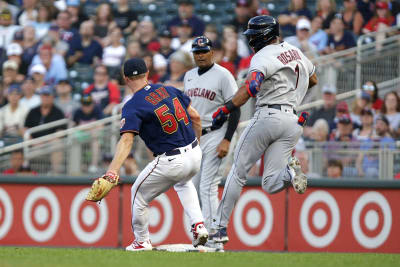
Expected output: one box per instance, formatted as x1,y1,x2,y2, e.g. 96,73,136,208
145,87,170,105
277,49,302,65
185,88,216,101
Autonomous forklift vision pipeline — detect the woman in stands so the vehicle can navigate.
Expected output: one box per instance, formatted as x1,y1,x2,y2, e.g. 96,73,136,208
93,3,117,47
352,108,375,141
380,91,400,138
315,0,337,30
350,90,372,127
340,0,364,36
362,80,384,112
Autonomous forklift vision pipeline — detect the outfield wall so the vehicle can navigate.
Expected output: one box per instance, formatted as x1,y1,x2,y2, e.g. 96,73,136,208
0,176,399,252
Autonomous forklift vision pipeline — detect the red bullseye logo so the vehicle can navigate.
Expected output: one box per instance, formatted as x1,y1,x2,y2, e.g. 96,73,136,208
352,191,392,249
233,190,273,247
148,194,172,244
300,190,340,248
0,187,13,240
70,189,108,244
23,187,60,242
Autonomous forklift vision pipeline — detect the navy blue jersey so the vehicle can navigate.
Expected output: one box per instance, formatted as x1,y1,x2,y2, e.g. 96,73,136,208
120,84,196,155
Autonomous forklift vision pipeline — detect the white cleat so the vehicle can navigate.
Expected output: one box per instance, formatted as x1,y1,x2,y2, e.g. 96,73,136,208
288,156,307,194
126,240,153,251
191,222,209,247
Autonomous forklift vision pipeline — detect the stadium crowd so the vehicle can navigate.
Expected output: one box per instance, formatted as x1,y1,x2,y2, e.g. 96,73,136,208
0,0,400,178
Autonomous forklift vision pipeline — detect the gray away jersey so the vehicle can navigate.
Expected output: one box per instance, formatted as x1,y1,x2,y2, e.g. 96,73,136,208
248,41,315,109
184,64,238,127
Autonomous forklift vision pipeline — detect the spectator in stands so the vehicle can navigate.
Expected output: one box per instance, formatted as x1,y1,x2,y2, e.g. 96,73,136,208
55,80,80,120
330,101,350,131
316,0,337,30
294,150,319,178
327,159,343,178
113,0,138,36
284,18,318,58
83,64,121,116
278,0,313,38
160,50,192,90
0,84,6,108
31,3,52,40
305,84,337,136
329,114,355,141
56,10,84,66
142,52,160,84
158,29,175,61
102,27,126,81
125,40,142,60
29,64,46,91
363,2,395,34
309,16,328,52
132,18,158,52
82,0,102,18
43,25,69,57
309,118,330,141
341,0,364,36
2,60,21,88
24,85,66,139
121,153,140,176
380,91,400,137
0,9,21,50
30,44,68,86
67,0,89,30
357,0,376,24
16,0,38,26
73,94,104,173
21,25,40,69
20,76,41,110
171,19,194,53
353,108,375,140
0,85,28,145
223,25,250,59
362,80,383,112
2,150,24,175
78,20,103,66
220,36,242,76
350,90,372,127
93,3,117,46
7,42,27,76
167,0,205,37
356,115,395,178
323,14,356,54
203,24,218,43
230,0,252,34
0,0,18,20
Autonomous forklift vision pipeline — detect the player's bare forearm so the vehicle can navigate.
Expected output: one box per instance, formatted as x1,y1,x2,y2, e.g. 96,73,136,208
232,84,251,108
107,133,135,174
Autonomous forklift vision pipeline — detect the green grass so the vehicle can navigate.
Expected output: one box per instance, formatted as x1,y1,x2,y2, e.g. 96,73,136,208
0,247,399,267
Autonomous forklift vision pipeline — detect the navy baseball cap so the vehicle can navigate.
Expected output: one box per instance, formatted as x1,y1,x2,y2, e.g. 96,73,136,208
123,58,148,78
7,84,22,94
39,85,54,95
191,36,212,52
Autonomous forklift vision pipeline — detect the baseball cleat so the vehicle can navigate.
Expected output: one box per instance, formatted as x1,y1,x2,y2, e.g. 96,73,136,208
210,227,229,244
126,240,153,251
288,156,307,194
191,222,209,247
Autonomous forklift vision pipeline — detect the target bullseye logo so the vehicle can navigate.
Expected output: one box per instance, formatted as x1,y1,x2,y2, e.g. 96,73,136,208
233,190,273,247
0,187,13,240
149,193,172,244
23,187,60,242
300,190,340,248
70,188,108,244
352,191,392,249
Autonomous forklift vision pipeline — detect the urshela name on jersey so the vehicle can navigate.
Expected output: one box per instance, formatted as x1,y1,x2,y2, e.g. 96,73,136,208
186,88,216,101
277,49,302,65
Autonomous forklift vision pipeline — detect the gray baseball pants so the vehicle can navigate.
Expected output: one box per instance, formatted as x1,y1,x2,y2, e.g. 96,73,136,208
213,107,302,228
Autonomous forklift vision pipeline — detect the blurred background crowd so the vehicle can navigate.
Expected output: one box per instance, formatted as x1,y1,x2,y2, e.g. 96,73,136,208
0,0,400,179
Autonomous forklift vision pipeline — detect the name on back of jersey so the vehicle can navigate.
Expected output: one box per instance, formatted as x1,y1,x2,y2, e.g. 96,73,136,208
277,49,302,65
145,87,170,105
185,88,216,101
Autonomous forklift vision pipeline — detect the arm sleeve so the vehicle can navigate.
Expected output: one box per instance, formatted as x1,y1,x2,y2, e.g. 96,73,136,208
224,107,240,141
120,104,142,135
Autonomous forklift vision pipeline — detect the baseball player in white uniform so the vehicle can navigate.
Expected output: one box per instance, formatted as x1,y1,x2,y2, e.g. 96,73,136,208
184,36,240,239
210,15,318,243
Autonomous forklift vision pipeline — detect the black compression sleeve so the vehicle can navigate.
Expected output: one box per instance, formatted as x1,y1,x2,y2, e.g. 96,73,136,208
224,107,241,141
225,100,237,113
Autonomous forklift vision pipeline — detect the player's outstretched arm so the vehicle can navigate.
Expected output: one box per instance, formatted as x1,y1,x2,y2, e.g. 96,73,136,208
187,105,202,141
107,132,135,174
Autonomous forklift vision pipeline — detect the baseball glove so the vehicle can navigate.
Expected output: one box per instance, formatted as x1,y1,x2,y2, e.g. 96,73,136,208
86,171,119,202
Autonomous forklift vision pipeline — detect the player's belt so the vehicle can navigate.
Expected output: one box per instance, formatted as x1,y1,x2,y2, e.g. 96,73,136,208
201,127,217,136
266,104,297,115
159,139,199,157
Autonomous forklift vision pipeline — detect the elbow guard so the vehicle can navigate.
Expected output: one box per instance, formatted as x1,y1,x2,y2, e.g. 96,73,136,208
245,72,264,97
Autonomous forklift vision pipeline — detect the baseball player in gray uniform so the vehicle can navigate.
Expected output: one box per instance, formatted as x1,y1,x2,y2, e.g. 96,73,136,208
210,15,318,244
184,36,240,237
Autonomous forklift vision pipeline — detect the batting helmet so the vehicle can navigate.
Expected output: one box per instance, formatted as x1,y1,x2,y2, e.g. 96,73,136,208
191,36,212,52
243,15,280,52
